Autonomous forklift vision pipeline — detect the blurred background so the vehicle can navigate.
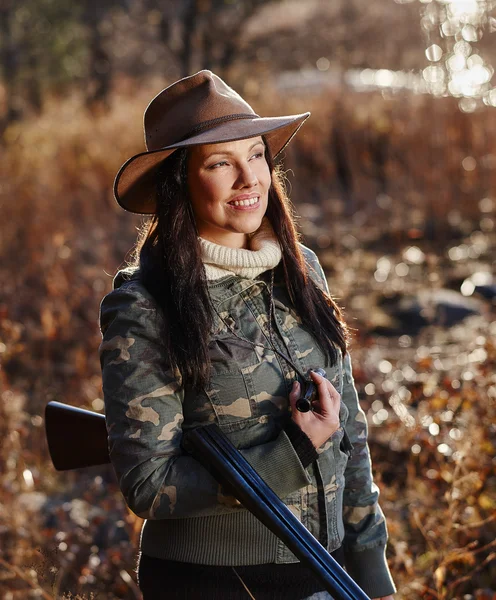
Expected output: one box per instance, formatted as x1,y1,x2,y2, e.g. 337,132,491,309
0,1,495,598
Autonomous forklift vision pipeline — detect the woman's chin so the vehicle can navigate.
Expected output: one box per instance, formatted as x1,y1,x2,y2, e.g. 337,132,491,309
233,214,265,235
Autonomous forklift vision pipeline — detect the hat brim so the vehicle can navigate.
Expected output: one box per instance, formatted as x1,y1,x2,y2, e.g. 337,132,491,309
114,112,310,214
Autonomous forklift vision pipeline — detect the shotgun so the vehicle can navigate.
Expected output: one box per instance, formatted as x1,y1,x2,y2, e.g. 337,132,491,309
44,401,370,600
45,401,110,470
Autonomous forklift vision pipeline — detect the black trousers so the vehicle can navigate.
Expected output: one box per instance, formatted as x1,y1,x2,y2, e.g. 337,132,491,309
137,548,344,600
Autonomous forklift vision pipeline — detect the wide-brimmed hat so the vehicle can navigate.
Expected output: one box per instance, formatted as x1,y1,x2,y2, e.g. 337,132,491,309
114,70,310,214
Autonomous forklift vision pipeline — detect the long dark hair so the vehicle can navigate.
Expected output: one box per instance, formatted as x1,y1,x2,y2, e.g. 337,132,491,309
134,144,349,391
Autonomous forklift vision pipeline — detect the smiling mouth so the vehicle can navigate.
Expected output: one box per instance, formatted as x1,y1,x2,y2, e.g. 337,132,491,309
228,197,260,207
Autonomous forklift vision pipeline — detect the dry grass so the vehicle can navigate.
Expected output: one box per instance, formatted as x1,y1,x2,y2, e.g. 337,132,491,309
0,86,494,599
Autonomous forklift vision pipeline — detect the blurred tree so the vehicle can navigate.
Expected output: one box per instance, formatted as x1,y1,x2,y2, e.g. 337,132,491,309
242,0,425,73
3,0,494,128
146,0,281,78
0,0,87,126
0,0,20,129
0,0,118,123
198,0,279,75
81,0,116,109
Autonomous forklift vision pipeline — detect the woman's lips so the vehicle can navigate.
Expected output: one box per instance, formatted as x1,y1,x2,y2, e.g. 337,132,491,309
227,197,260,210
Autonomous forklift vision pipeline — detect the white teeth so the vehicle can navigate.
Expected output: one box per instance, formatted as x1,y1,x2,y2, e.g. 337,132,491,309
230,197,259,206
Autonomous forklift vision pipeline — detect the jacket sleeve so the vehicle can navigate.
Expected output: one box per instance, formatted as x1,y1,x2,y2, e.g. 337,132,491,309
341,354,396,597
99,281,311,521
301,246,396,596
300,244,329,294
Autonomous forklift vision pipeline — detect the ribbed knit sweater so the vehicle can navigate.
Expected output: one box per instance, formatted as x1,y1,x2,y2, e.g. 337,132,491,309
200,218,282,280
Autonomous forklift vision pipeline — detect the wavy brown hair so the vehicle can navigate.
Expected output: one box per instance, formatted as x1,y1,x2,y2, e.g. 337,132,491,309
134,143,349,391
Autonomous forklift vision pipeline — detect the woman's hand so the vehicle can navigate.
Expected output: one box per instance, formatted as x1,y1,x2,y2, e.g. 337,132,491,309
289,370,341,449
372,596,394,600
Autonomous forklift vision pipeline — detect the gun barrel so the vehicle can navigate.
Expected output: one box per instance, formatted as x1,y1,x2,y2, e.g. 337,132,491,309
45,401,110,471
184,424,370,600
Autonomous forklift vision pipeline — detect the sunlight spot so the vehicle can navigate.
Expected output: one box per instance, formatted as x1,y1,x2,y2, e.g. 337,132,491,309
92,398,104,411
421,415,433,427
403,246,425,264
462,156,476,171
429,423,440,436
441,410,454,422
449,428,463,441
377,408,389,422
461,280,475,296
372,399,383,411
382,380,395,393
479,197,493,212
374,269,389,283
437,443,452,455
426,44,443,61
316,57,330,72
23,469,34,488
379,360,392,374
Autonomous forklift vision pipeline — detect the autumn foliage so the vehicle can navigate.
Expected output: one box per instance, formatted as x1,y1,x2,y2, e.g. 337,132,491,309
0,86,495,599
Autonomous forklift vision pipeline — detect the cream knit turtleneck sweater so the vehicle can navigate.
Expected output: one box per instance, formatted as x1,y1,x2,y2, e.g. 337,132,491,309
200,218,282,280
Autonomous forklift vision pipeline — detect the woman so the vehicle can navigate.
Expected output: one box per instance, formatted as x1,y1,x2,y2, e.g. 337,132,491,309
99,70,396,599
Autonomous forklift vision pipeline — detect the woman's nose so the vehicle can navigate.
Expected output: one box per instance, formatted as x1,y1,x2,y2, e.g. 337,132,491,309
235,163,258,188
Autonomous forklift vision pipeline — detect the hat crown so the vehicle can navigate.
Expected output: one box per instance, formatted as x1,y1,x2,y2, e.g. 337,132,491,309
144,70,256,151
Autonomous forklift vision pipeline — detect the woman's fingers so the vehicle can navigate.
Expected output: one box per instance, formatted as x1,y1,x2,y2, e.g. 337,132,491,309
288,380,301,412
289,374,342,449
308,370,340,416
289,381,315,427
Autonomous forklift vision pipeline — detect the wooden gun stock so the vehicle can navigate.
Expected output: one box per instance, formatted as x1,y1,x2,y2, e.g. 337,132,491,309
45,401,110,470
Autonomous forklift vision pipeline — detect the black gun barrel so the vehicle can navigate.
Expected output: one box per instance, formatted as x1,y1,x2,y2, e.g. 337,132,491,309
183,424,370,600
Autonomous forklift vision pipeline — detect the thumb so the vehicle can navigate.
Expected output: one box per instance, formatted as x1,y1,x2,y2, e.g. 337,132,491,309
289,380,301,412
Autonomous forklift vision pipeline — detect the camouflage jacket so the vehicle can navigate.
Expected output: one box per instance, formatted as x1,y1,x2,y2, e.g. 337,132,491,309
99,246,395,597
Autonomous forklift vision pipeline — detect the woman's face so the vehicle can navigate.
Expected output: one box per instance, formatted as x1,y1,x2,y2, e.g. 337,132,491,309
187,136,271,248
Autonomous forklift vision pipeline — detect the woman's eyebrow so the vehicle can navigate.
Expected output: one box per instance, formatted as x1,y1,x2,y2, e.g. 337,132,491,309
205,141,265,159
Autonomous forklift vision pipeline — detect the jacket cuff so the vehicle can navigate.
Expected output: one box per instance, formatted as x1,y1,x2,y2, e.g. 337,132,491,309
344,545,396,598
283,420,318,469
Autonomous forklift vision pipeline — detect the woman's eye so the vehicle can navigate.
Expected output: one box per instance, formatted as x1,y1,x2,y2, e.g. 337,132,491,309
209,160,228,169
251,152,264,160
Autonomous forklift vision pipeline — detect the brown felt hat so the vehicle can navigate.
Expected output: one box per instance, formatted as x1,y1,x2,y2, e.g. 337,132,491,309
114,70,310,214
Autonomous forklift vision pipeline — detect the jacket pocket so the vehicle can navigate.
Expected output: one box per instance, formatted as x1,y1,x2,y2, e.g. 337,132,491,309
205,371,254,429
208,334,261,376
207,330,290,428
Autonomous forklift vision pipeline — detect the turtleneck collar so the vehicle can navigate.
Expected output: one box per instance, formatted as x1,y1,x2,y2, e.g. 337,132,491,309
200,218,282,280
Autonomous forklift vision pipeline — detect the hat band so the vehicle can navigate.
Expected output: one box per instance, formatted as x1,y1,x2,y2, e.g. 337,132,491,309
181,113,259,141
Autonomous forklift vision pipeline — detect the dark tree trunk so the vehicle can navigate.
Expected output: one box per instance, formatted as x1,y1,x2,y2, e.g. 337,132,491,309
0,2,21,131
25,50,42,114
180,0,199,76
201,27,214,71
83,0,112,110
372,133,389,196
331,121,355,217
